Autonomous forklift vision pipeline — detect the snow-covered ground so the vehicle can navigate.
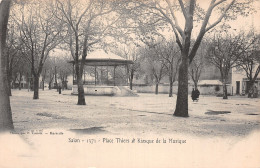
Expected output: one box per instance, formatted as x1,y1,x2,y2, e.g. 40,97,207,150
9,89,260,137
1,89,259,168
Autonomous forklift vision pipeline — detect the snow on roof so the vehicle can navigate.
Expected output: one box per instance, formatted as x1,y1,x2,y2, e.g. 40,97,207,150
87,50,126,60
172,80,194,85
68,49,133,66
198,80,223,86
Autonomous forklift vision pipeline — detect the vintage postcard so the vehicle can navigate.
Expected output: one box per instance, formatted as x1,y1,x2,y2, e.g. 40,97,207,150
0,0,260,167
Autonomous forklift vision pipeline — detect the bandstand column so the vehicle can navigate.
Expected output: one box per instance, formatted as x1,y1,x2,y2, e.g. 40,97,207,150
95,66,97,86
125,64,129,86
83,68,85,84
113,65,117,86
72,62,75,84
106,65,109,85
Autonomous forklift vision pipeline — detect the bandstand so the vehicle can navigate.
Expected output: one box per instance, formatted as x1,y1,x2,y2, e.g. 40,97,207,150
68,50,137,96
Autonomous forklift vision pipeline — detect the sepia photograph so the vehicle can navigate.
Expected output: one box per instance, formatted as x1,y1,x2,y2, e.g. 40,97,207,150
0,0,260,167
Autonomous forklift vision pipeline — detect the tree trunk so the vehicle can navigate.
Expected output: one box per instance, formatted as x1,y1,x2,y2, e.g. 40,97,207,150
33,75,39,99
49,82,51,90
62,79,67,90
6,71,11,96
18,82,21,90
155,83,159,95
6,75,11,95
223,83,228,99
27,74,30,91
55,66,58,91
42,80,44,90
0,0,14,131
194,82,198,90
77,75,86,105
0,73,13,131
18,72,22,90
129,70,134,90
174,52,189,117
76,62,86,105
248,81,254,98
169,81,173,97
6,55,11,95
30,75,34,91
6,48,12,96
130,79,133,90
18,78,22,90
64,77,68,90
222,78,228,99
49,71,52,90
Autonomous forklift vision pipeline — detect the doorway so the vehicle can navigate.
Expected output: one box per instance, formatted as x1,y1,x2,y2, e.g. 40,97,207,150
236,81,240,95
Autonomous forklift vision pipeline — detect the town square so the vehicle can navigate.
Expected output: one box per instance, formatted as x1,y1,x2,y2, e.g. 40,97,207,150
0,0,260,167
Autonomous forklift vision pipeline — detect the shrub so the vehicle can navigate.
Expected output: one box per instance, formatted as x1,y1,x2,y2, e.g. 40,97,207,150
215,85,220,92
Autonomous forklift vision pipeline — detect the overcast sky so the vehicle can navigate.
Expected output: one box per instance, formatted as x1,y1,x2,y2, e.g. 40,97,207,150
2,0,259,58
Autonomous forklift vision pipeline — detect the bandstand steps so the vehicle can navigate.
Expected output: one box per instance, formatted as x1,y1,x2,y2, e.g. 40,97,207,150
115,86,139,97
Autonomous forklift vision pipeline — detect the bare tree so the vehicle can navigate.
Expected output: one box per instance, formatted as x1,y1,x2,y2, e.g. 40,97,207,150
6,19,30,91
131,0,254,116
236,31,260,97
141,46,167,94
5,18,22,95
207,32,256,99
153,40,181,97
119,45,140,90
11,54,29,90
48,69,55,90
13,0,64,99
140,37,180,96
189,41,207,90
56,55,72,90
41,68,47,90
0,0,14,131
56,0,119,105
43,57,55,90
43,55,70,91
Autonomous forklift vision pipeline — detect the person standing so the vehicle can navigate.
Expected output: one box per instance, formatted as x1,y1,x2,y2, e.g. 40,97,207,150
191,88,196,102
194,89,200,100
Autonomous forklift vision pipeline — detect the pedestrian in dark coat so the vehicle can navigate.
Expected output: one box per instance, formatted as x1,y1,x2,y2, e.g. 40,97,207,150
191,88,196,101
195,89,200,99
191,88,200,102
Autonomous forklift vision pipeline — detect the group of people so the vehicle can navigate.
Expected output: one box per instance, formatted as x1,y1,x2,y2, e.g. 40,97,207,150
191,88,200,102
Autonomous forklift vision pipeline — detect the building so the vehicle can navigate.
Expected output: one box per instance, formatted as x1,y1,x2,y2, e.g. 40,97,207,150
231,66,260,96
68,50,136,96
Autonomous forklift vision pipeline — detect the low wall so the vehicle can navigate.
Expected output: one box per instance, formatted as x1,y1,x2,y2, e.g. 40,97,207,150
199,85,231,95
72,85,118,96
71,85,138,96
132,84,231,95
132,85,183,94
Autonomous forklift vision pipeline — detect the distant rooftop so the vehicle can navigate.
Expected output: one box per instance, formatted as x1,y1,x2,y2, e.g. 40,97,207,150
198,80,223,86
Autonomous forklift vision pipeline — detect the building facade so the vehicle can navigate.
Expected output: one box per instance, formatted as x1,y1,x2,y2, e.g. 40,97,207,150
231,67,260,96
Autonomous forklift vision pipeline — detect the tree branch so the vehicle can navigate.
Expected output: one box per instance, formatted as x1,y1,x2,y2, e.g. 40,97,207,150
205,0,235,32
178,0,188,19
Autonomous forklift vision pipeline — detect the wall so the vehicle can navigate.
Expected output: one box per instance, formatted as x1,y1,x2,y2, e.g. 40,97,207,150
72,85,118,95
132,84,231,95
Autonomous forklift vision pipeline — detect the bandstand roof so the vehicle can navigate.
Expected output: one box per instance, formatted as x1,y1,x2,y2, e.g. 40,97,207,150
68,50,133,66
